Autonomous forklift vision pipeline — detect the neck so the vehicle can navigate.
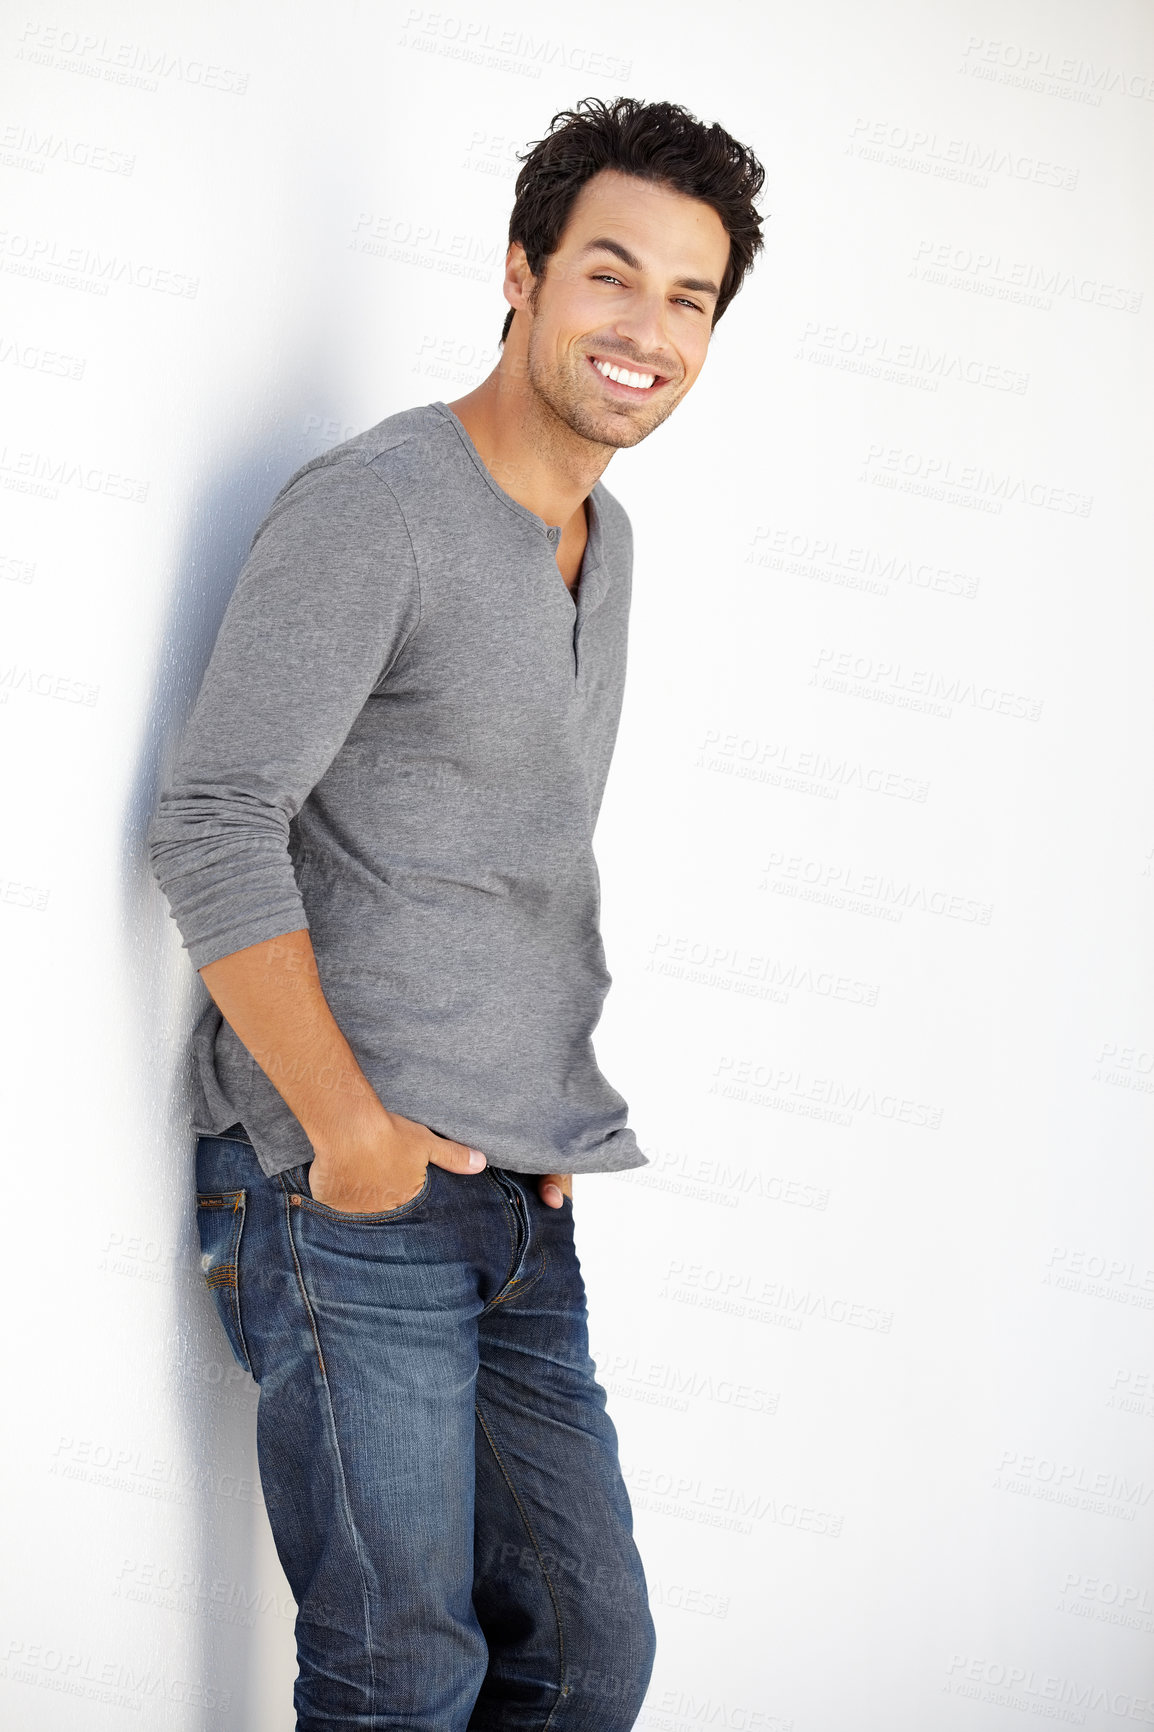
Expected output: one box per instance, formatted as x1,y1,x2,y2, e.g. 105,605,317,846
447,340,613,533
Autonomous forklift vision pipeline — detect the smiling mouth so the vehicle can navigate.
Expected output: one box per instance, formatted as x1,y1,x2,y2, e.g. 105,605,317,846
585,353,670,397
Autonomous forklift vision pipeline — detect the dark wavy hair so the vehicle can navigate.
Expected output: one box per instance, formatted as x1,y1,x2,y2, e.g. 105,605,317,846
499,96,767,344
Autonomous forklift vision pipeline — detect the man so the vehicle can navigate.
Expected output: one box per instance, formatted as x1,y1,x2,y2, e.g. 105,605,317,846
148,94,764,1730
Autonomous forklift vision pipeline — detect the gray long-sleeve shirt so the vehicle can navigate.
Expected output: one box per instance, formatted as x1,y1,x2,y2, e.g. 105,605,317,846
147,400,648,1179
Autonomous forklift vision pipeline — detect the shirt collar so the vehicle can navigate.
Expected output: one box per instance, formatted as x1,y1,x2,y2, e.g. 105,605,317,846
432,399,608,605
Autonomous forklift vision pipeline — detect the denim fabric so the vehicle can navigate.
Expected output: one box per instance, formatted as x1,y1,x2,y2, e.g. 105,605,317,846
194,1129,656,1729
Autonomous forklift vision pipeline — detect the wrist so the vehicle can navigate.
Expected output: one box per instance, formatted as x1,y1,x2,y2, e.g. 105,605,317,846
304,1086,394,1163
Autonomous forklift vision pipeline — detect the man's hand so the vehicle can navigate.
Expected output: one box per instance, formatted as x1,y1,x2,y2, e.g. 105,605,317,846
196,931,491,1217
538,1172,572,1209
198,929,572,1217
309,1108,487,1214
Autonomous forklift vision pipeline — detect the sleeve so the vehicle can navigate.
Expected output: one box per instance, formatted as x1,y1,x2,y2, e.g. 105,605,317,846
146,456,422,971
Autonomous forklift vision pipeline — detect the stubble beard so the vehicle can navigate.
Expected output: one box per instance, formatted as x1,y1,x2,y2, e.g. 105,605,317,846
523,315,680,454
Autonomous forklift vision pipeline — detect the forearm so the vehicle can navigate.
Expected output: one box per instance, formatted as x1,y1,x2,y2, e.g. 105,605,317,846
199,927,387,1155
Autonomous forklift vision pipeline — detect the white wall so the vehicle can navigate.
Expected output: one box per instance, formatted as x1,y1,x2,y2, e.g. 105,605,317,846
3,1,1153,1726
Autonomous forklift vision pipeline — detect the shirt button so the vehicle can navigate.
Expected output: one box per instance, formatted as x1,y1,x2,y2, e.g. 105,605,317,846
547,527,559,541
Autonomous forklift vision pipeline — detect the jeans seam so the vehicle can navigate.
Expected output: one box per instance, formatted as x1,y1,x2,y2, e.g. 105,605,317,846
276,1177,380,1723
475,1400,567,1726
479,1168,523,1316
291,1166,432,1224
196,1190,254,1376
229,1194,254,1374
486,1243,548,1310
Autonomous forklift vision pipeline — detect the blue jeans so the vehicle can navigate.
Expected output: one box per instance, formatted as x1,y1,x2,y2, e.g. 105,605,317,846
194,1128,657,1729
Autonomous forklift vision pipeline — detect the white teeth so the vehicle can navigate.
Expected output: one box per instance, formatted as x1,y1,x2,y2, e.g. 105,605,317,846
593,358,656,390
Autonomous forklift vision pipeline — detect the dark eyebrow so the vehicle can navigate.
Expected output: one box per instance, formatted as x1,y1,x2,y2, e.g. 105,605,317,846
576,236,721,301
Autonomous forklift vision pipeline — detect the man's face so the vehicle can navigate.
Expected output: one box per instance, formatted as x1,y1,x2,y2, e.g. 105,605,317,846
509,168,731,450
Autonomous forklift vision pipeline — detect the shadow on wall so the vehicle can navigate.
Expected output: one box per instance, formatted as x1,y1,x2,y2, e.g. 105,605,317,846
118,398,348,1726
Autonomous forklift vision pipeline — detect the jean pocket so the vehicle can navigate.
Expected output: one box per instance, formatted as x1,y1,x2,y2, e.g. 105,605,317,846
285,1159,434,1222
195,1190,253,1375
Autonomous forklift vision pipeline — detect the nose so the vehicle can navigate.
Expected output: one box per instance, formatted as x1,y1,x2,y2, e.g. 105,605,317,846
608,290,674,375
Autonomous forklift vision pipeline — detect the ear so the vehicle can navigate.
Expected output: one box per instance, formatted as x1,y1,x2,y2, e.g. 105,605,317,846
503,241,537,316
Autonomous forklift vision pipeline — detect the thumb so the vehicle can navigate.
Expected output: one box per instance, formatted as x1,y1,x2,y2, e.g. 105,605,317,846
429,1134,488,1175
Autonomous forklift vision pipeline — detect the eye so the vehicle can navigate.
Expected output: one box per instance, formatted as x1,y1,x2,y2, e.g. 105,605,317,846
593,274,703,314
